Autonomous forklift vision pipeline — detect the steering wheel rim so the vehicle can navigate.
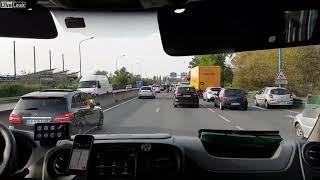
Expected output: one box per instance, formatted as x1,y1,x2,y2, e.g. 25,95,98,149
0,122,17,177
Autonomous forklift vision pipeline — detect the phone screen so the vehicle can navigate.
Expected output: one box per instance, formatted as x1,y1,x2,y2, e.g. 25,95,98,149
68,135,94,174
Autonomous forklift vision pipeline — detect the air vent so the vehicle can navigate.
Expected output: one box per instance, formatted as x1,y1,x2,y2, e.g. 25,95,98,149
47,149,71,177
303,143,320,168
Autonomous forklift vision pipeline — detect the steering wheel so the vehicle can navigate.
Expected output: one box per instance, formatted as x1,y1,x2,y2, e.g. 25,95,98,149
0,122,17,177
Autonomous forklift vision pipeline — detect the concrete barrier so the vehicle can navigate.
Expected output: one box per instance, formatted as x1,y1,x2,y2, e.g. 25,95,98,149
94,89,139,109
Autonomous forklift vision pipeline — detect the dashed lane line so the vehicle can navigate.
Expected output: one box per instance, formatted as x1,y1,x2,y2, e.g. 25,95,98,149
103,97,138,112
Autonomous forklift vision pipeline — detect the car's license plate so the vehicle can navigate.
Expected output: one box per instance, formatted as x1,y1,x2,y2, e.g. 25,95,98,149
183,95,191,97
231,103,240,105
26,119,49,126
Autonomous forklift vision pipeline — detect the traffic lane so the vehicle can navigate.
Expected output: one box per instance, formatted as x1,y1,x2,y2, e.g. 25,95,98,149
93,93,236,136
201,100,298,138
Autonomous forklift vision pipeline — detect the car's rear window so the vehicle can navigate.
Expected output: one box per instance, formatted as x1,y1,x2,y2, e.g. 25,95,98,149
177,87,196,93
210,88,221,92
224,89,244,96
14,97,68,112
270,88,290,95
141,87,151,90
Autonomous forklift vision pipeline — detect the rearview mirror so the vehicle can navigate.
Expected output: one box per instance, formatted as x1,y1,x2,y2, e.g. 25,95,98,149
98,84,101,88
0,6,57,39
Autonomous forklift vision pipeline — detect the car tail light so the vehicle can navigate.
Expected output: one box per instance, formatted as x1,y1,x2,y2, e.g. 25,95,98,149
269,94,273,99
222,96,228,101
193,92,198,96
9,113,22,124
176,92,182,96
53,112,74,122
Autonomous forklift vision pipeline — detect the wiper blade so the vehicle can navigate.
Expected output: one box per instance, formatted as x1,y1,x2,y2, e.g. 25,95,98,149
24,107,39,110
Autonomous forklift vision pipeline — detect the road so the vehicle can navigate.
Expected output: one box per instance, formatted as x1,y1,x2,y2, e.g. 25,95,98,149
93,93,301,139
0,93,302,139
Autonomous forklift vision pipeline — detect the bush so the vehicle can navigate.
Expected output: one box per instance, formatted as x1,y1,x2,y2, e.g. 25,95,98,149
0,82,39,98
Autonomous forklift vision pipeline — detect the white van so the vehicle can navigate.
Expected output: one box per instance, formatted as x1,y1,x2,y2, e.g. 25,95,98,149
77,75,113,96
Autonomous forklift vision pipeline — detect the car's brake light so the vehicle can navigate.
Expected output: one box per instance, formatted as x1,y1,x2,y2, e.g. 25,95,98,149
222,96,228,101
176,93,182,96
9,113,22,124
269,94,273,99
53,112,74,122
193,92,198,96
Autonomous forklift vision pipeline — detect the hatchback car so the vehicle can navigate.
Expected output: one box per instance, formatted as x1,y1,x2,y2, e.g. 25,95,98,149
294,95,320,138
214,88,248,110
8,89,104,135
203,87,221,102
255,87,293,109
138,86,156,99
173,86,199,108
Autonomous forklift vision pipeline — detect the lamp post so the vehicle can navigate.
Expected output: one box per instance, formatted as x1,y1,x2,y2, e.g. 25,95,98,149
115,54,126,71
79,36,94,77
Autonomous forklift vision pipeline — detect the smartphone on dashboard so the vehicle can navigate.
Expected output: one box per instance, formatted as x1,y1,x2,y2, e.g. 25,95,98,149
68,135,94,175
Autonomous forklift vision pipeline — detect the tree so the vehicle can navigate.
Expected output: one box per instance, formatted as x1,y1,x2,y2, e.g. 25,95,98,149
94,70,109,76
232,46,320,96
189,54,233,86
111,67,130,86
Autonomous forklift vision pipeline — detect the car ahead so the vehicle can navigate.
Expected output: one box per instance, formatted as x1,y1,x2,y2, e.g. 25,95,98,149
214,88,248,110
126,84,133,90
77,74,113,96
255,87,293,109
152,85,161,93
8,89,104,135
294,95,320,139
173,86,199,108
203,87,221,102
138,86,156,99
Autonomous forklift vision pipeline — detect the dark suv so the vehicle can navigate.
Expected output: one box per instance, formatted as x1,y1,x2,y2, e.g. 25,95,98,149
9,89,104,135
214,88,248,110
173,86,199,108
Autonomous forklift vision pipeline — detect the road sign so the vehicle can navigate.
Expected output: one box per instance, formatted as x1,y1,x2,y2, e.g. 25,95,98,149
170,72,177,78
275,71,287,85
136,80,143,88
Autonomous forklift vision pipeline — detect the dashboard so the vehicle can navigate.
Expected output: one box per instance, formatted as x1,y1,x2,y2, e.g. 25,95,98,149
11,132,320,180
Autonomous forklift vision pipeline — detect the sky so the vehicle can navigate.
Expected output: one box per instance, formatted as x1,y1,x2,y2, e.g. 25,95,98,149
0,11,193,78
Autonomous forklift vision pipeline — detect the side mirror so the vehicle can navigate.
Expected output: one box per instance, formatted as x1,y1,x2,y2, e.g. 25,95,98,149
98,84,101,88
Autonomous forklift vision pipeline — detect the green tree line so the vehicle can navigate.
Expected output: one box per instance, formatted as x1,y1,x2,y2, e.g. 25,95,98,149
232,46,320,96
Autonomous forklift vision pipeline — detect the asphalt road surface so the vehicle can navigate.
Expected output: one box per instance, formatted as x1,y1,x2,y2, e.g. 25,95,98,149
93,93,302,139
0,93,302,139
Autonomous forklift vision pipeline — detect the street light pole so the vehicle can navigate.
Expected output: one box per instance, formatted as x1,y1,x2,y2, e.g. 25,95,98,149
115,54,126,71
79,36,94,77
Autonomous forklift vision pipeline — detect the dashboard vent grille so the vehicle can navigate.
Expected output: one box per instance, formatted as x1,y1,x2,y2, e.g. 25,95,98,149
304,143,320,168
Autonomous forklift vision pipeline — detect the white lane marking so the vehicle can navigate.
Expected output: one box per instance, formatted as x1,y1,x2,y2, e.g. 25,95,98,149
208,108,215,113
218,115,231,122
286,115,295,119
156,107,160,112
103,97,138,112
283,109,299,114
235,126,244,130
250,106,266,110
83,126,98,134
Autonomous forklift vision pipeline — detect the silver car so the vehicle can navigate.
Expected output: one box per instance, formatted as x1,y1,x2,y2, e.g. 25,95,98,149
138,86,156,99
255,87,293,108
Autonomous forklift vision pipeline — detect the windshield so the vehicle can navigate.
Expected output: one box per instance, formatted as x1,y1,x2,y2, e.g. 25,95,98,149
270,89,290,95
0,11,319,141
15,97,68,112
78,81,97,88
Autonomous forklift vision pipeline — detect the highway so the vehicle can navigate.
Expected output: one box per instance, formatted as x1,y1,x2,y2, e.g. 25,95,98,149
0,92,302,139
93,93,301,139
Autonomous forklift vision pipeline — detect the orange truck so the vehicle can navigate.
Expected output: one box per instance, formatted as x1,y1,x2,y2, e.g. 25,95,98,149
190,66,221,91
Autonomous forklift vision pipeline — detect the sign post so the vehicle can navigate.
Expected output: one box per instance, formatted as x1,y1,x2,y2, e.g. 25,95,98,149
275,70,287,86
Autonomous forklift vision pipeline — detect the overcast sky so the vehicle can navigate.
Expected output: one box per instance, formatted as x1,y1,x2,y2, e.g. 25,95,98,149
0,11,192,78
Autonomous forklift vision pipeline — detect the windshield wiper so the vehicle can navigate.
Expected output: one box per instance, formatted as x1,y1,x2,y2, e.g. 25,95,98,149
24,107,39,110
